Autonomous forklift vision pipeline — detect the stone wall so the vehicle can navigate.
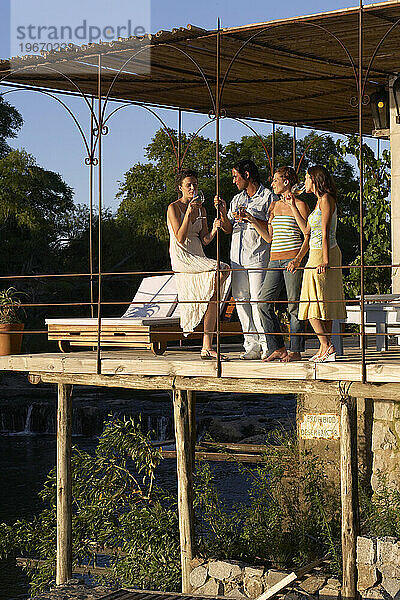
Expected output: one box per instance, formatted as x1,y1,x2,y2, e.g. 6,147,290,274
190,558,340,599
357,536,400,599
371,401,400,491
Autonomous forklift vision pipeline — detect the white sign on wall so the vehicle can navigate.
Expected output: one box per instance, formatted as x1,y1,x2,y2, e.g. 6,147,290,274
300,413,340,440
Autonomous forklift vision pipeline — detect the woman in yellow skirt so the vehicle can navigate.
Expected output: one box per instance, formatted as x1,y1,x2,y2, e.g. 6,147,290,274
287,165,346,363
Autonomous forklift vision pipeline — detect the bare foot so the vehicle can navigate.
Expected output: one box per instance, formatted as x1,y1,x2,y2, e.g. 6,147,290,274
281,352,302,362
262,348,288,362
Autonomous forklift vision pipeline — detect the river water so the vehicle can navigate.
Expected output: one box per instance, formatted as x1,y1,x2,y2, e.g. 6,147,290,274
0,375,296,599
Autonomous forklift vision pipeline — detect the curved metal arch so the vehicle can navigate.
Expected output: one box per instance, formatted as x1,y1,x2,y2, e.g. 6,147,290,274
229,117,273,177
100,101,179,166
0,87,94,162
0,63,99,129
179,117,216,169
100,42,216,124
361,16,400,98
296,132,330,173
219,20,359,106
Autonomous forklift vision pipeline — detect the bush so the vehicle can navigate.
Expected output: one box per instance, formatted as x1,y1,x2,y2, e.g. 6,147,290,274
0,422,345,595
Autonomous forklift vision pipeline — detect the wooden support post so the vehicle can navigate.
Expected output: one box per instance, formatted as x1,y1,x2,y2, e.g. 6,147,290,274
56,383,73,585
173,389,195,593
340,395,359,600
187,390,196,473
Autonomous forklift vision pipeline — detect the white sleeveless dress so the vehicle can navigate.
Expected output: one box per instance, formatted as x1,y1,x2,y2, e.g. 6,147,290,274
167,206,229,334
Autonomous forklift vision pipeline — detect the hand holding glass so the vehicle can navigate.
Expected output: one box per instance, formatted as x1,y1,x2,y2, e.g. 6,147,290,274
191,190,206,220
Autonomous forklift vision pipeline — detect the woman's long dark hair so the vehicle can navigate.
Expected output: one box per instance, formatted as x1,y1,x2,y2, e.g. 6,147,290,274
308,165,337,200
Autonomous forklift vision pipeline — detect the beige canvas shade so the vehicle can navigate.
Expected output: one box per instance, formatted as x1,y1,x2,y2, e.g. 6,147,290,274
1,1,400,134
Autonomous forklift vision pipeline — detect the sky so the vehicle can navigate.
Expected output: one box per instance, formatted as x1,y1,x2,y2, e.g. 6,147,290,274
0,0,387,211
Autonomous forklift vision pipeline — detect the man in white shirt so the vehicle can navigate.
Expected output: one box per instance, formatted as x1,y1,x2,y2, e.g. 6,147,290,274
216,159,277,359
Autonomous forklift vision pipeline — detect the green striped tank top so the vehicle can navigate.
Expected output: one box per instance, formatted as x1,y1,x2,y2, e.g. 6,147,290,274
270,215,302,254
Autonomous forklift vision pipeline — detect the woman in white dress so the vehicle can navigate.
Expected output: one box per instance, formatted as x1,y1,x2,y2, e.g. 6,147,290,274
167,169,229,359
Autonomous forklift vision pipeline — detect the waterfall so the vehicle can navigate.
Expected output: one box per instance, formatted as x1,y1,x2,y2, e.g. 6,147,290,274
23,405,34,434
157,416,169,441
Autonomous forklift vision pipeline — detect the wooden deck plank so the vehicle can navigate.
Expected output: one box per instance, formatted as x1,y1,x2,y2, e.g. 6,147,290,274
315,360,363,382
1,343,400,386
221,359,315,380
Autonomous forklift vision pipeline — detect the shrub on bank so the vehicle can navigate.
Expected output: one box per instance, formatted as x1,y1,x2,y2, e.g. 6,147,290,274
1,417,400,596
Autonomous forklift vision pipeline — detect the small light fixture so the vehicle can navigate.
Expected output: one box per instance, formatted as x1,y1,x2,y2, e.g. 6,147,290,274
370,86,389,130
393,75,400,125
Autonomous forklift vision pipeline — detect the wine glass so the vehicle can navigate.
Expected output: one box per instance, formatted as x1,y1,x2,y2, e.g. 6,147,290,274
192,190,206,220
291,183,306,195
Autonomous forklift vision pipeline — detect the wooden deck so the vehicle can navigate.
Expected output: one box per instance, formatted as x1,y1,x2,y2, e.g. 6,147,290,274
1,339,400,398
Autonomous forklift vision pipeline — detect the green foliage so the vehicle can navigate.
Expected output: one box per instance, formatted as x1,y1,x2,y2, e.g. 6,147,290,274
0,417,181,595
0,287,25,324
0,97,23,158
360,476,400,538
195,431,341,573
0,423,344,596
336,136,391,297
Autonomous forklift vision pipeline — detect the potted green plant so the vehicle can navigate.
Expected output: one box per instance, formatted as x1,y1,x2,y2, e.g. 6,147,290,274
0,287,25,356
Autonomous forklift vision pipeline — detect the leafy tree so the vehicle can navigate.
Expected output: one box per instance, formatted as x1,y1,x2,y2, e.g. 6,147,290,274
335,136,391,297
116,127,359,269
0,96,23,158
0,423,342,595
0,417,180,596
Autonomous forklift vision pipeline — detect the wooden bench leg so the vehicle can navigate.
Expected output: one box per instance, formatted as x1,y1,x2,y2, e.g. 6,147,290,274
150,341,167,355
58,340,72,353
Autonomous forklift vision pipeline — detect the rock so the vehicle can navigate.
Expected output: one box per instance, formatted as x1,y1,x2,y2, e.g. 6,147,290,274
264,569,290,588
195,577,223,596
381,428,398,451
363,585,391,599
208,560,242,581
379,564,400,579
190,565,208,588
191,557,206,569
358,537,377,565
357,565,378,592
283,592,308,600
377,537,398,565
243,576,263,598
319,584,341,598
374,402,394,422
226,588,248,599
381,577,400,599
244,566,265,578
391,541,400,567
326,578,341,589
298,575,326,594
29,584,112,600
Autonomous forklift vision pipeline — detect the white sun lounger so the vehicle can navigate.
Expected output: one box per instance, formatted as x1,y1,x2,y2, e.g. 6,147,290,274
46,274,240,354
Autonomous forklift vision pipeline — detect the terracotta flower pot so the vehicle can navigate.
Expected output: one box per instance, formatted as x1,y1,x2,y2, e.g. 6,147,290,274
0,323,24,356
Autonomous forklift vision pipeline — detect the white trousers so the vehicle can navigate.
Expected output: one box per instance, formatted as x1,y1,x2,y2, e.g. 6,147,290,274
231,263,267,352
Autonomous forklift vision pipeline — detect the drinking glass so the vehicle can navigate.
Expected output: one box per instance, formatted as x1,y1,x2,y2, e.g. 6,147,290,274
291,183,306,195
192,190,206,220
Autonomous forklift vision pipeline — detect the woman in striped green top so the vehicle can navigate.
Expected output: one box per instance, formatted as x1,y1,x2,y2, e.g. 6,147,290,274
258,166,310,362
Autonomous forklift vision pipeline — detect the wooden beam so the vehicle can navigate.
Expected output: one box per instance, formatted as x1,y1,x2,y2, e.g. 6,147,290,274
161,450,264,462
29,371,400,400
56,383,73,585
187,390,196,473
173,390,195,593
340,395,359,600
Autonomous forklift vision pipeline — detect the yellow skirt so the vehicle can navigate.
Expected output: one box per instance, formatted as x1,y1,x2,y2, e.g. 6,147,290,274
299,245,346,321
